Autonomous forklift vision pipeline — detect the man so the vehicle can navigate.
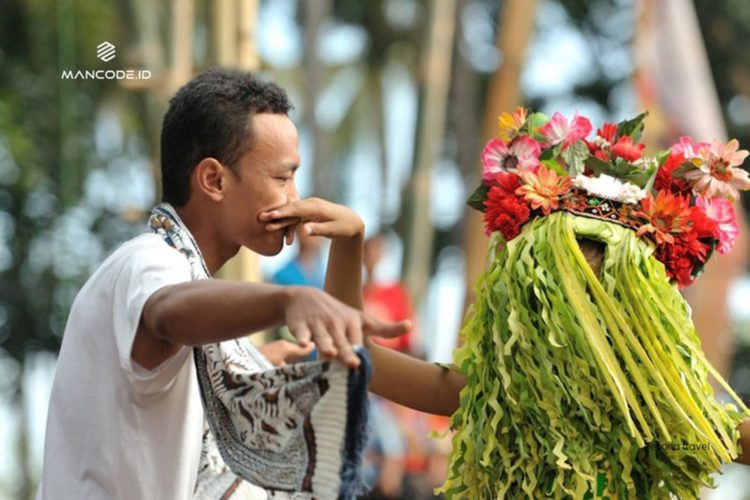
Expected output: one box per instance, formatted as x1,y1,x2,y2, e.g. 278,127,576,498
36,69,470,500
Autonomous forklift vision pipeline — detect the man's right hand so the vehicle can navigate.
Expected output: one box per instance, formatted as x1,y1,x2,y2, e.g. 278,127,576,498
284,286,410,368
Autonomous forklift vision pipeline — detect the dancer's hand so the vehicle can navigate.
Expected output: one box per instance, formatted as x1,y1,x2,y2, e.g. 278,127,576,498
259,197,364,245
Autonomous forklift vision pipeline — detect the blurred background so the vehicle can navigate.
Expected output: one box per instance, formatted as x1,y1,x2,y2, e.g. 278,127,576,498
2,0,750,498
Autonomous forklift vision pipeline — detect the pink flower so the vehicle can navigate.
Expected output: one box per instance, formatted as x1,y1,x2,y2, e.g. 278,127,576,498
481,136,541,183
537,112,593,149
685,139,750,200
671,136,708,160
696,196,740,254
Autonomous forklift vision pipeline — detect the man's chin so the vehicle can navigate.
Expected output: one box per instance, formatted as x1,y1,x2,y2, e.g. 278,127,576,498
245,234,285,256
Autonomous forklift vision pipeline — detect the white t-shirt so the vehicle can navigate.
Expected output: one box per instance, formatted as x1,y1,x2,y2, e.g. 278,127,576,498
37,233,204,500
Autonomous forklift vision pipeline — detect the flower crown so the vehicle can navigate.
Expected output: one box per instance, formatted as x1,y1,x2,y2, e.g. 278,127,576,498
468,107,750,288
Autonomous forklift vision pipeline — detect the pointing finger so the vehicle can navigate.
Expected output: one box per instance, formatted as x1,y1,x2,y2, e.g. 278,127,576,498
362,315,412,339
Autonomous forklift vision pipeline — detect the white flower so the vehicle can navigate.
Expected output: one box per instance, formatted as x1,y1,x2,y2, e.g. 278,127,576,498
572,174,646,204
619,183,647,204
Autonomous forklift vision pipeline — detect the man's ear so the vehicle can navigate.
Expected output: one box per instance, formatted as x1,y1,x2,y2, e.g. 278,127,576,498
193,158,228,202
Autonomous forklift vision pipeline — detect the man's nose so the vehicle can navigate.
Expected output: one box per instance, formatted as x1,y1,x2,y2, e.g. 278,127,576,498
287,184,300,203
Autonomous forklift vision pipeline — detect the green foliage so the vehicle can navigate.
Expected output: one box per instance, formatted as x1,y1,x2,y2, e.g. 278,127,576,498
615,112,648,143
466,183,489,212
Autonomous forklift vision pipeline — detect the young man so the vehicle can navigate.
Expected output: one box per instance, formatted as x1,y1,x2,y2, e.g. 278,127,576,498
36,69,466,499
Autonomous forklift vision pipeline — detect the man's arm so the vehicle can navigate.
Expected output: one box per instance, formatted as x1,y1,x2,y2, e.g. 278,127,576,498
134,281,406,370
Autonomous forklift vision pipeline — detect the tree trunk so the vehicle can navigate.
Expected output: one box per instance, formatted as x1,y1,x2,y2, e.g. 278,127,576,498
461,0,538,314
301,0,332,198
402,0,458,306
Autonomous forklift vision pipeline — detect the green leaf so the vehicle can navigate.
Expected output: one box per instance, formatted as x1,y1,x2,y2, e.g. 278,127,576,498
643,164,659,194
541,159,566,176
561,140,590,176
467,183,489,212
585,156,613,176
584,156,652,187
616,112,649,143
527,112,550,142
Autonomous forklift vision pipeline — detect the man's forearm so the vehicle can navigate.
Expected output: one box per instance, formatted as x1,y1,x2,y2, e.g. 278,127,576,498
144,280,291,345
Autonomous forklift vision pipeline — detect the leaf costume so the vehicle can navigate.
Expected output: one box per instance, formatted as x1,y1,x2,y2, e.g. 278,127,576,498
441,109,750,498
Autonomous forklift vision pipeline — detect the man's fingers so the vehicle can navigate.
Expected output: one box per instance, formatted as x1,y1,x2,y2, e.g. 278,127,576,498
289,322,312,346
285,225,297,246
362,315,412,339
259,198,325,222
264,217,300,232
311,321,337,358
328,321,360,369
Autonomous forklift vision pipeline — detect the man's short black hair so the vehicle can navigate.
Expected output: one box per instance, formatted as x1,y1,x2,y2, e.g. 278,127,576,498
160,69,293,206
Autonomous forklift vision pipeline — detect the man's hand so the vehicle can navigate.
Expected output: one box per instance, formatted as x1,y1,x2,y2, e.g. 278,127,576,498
284,286,410,368
259,197,364,245
259,340,315,367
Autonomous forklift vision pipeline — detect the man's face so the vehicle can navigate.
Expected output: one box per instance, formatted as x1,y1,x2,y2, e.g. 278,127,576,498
221,113,300,256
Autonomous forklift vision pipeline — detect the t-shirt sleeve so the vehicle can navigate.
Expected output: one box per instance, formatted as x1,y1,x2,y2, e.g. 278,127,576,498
111,239,194,392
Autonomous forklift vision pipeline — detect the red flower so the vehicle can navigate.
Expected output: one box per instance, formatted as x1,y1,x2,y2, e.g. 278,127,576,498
483,188,531,240
647,198,718,288
611,136,645,162
586,140,611,161
687,206,718,241
492,171,522,197
655,235,709,289
597,122,617,143
654,153,690,194
656,242,695,288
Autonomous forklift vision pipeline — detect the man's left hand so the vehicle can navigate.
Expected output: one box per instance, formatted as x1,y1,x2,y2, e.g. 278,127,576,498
259,197,364,245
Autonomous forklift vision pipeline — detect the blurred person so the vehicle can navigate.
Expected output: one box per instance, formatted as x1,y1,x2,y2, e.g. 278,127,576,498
363,233,452,499
363,233,418,353
271,225,326,289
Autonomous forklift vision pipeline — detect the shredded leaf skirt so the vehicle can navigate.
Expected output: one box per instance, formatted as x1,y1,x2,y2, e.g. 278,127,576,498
440,212,748,499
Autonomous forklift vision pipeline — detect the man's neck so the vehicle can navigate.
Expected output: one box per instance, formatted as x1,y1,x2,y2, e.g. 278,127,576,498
174,204,239,275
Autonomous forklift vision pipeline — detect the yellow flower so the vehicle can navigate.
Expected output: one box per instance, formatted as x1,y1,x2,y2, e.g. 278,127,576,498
497,107,528,142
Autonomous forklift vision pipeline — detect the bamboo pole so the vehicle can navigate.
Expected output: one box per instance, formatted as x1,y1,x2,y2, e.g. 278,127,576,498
403,0,458,306
171,0,194,87
462,0,538,312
